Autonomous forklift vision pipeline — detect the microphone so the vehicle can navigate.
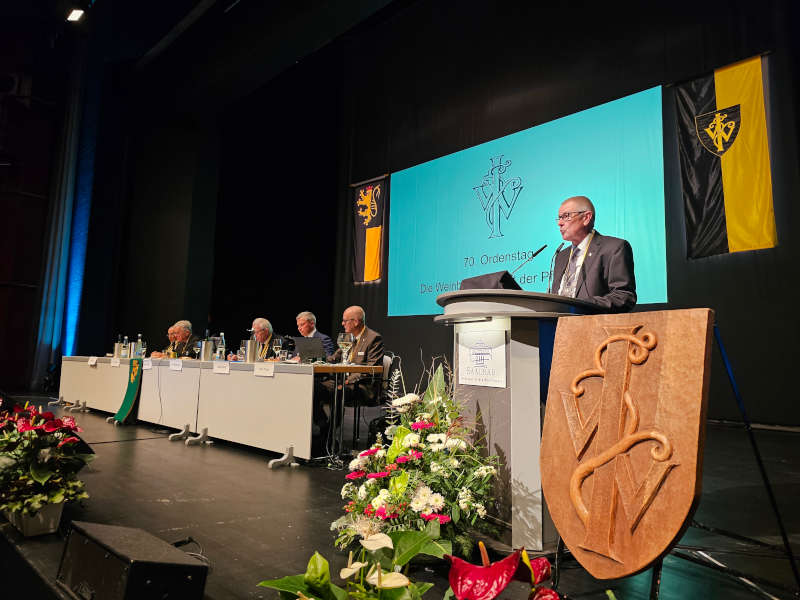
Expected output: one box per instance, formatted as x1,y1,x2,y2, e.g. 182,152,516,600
547,242,565,293
510,244,548,276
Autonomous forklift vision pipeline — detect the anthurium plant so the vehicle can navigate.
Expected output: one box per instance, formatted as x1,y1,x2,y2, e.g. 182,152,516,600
0,399,94,516
258,521,449,600
332,362,500,557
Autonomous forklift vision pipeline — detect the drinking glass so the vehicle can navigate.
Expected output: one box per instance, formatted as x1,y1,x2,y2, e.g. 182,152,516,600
140,341,147,358
272,338,283,360
337,333,355,365
193,340,201,359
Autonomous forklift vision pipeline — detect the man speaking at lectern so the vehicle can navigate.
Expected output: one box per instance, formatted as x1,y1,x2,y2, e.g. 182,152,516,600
551,196,636,313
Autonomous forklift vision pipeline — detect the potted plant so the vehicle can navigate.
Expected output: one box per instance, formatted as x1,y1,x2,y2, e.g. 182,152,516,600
0,399,94,536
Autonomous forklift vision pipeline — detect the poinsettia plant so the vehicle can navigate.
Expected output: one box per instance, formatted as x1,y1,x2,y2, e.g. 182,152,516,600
0,399,94,516
331,361,500,557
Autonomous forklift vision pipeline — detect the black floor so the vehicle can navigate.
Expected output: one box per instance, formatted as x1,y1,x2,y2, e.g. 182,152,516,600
1,399,798,600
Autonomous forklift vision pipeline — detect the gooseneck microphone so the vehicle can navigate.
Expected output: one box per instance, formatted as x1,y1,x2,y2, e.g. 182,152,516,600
547,242,565,293
510,244,548,277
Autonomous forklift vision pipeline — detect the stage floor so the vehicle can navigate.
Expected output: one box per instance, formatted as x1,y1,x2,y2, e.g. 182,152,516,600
1,399,798,600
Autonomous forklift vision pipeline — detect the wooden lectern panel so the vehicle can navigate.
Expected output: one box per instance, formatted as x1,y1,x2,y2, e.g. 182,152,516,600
540,309,713,579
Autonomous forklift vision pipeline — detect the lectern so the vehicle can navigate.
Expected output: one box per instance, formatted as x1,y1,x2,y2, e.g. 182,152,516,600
435,289,600,551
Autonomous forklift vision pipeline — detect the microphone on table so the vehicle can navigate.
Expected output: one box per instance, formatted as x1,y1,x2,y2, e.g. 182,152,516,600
510,244,548,277
547,242,565,293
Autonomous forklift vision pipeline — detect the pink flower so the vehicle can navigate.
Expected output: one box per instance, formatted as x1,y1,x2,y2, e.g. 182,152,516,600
410,421,435,430
396,455,410,464
421,513,452,524
366,471,389,479
43,419,64,433
359,448,379,457
16,418,37,432
375,506,399,520
61,416,82,432
346,471,366,480
409,450,423,460
58,436,80,448
437,514,451,524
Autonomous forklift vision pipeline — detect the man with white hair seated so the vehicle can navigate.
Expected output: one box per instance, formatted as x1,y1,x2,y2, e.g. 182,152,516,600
173,320,200,358
251,317,280,361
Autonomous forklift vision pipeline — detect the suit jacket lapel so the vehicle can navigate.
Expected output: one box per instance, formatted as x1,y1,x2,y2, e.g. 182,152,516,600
553,250,569,293
577,232,602,295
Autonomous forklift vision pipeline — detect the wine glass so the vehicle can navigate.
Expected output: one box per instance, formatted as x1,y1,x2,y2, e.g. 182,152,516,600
193,340,201,360
140,341,148,358
337,333,355,365
272,337,283,360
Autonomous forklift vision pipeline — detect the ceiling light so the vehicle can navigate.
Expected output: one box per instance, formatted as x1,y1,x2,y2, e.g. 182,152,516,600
67,9,84,21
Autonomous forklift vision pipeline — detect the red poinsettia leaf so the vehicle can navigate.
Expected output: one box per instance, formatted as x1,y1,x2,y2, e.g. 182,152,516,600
446,549,521,600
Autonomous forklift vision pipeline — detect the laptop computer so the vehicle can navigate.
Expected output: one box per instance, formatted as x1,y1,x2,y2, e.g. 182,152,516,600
292,336,327,362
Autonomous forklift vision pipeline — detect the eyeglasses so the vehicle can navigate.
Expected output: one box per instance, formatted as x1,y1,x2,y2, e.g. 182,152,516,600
557,210,587,223
342,318,358,323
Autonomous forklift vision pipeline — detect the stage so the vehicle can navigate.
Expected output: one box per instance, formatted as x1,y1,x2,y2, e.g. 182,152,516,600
1,398,798,600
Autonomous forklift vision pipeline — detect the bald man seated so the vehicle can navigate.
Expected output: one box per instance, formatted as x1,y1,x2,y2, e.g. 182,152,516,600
551,195,636,313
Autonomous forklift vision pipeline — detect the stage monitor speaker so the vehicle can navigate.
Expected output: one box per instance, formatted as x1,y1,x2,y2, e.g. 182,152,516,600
56,521,207,600
459,270,522,291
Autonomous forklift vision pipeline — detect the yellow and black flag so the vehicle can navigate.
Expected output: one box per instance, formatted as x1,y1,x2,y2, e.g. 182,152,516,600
675,55,777,258
352,177,387,283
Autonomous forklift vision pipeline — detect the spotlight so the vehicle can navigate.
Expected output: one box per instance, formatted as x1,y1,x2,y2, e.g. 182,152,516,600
67,9,84,22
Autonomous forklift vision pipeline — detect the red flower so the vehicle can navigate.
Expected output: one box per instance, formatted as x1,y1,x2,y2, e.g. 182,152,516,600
364,504,375,516
366,471,389,479
396,455,410,464
346,471,366,480
61,416,82,432
385,463,398,471
375,506,399,520
43,418,64,432
359,448,379,457
58,436,80,448
12,405,25,413
421,513,451,524
16,418,37,432
410,421,435,430
409,450,423,460
529,557,551,586
41,411,55,420
446,542,521,600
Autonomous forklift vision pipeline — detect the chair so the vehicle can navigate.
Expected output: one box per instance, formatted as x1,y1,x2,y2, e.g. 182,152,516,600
352,351,396,447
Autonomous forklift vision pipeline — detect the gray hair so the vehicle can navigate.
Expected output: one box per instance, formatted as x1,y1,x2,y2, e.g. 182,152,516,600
173,320,192,333
348,305,366,322
296,311,316,324
252,317,273,334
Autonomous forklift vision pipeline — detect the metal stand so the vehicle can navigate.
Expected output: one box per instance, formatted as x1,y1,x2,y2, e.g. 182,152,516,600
648,325,800,599
67,400,88,412
105,416,122,427
48,395,66,407
186,427,213,446
268,446,300,469
168,424,191,441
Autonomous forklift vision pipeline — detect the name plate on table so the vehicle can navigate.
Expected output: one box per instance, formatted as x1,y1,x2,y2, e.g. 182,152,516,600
169,359,183,371
110,358,121,367
213,361,230,374
253,362,275,377
142,358,153,370
87,356,98,366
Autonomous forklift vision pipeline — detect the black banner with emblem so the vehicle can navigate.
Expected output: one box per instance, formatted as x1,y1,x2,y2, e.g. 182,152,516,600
352,176,388,283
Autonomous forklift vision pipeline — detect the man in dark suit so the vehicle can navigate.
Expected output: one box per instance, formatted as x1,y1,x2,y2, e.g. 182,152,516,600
295,311,335,356
173,320,201,358
550,196,636,313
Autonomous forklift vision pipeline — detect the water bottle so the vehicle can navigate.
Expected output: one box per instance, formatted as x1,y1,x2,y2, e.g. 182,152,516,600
136,333,143,357
121,335,129,358
218,332,226,360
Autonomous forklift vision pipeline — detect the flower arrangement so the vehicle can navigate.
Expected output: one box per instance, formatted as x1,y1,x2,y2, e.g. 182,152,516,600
0,399,94,516
332,362,500,557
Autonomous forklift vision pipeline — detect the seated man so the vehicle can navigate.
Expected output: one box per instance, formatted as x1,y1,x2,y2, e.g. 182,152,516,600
296,310,335,357
173,320,200,358
251,317,281,360
315,305,384,437
150,326,177,358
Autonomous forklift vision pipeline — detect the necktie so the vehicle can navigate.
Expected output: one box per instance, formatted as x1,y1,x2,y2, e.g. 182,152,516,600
562,247,582,298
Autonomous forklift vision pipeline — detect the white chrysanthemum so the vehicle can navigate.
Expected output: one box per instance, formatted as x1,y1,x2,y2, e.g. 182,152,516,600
391,393,419,407
376,449,386,458
429,493,445,511
416,486,432,502
426,433,446,443
445,438,467,451
341,483,355,498
366,477,378,487
349,457,366,471
449,458,460,468
410,498,427,512
358,484,368,500
402,433,421,448
372,489,390,509
384,424,397,438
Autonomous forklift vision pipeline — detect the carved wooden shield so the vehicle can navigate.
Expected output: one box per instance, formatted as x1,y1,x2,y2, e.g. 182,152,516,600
540,309,713,579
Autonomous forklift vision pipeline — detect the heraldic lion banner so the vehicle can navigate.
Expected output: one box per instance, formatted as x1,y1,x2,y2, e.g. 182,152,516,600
540,309,713,579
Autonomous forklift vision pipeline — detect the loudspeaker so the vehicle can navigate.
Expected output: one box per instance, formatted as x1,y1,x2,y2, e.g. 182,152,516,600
57,521,207,600
459,270,522,291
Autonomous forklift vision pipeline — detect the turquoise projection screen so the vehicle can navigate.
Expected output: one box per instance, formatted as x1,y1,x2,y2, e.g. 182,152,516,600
388,86,667,316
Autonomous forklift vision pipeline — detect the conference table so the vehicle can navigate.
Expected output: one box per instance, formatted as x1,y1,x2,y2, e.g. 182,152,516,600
59,356,382,461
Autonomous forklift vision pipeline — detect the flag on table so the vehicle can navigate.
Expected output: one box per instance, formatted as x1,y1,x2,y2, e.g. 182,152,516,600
352,177,387,283
675,55,777,259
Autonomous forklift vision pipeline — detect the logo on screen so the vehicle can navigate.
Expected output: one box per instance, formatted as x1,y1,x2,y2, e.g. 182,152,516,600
469,341,492,367
473,155,523,238
695,105,740,156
